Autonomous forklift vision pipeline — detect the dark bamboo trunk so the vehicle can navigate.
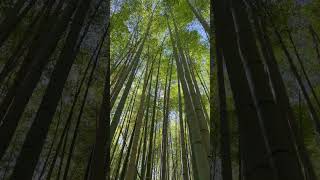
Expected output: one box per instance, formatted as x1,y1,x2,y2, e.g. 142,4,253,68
274,27,320,137
287,30,320,109
0,0,79,160
88,2,110,177
217,48,233,180
232,0,304,179
309,25,320,64
213,0,276,179
61,26,108,180
0,0,33,47
45,46,96,179
248,3,317,179
8,1,94,179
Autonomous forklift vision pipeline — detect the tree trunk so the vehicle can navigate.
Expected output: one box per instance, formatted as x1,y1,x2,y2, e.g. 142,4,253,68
124,53,155,180
213,0,276,179
309,25,320,64
168,17,210,180
8,1,94,178
61,26,108,180
171,12,210,156
119,123,137,180
110,18,153,138
178,78,190,180
0,0,32,47
0,0,79,161
253,14,317,180
161,59,172,180
217,47,233,180
231,1,304,179
186,0,209,33
274,27,320,137
287,30,320,109
140,74,153,179
145,57,161,180
88,1,110,177
45,45,95,180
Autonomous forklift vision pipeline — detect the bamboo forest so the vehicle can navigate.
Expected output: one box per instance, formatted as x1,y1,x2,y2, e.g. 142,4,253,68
1,0,320,179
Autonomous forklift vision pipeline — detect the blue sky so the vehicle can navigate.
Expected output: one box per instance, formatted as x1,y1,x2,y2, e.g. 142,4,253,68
186,20,209,44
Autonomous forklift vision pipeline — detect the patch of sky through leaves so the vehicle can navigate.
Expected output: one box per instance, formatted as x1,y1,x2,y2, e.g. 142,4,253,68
186,20,208,45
